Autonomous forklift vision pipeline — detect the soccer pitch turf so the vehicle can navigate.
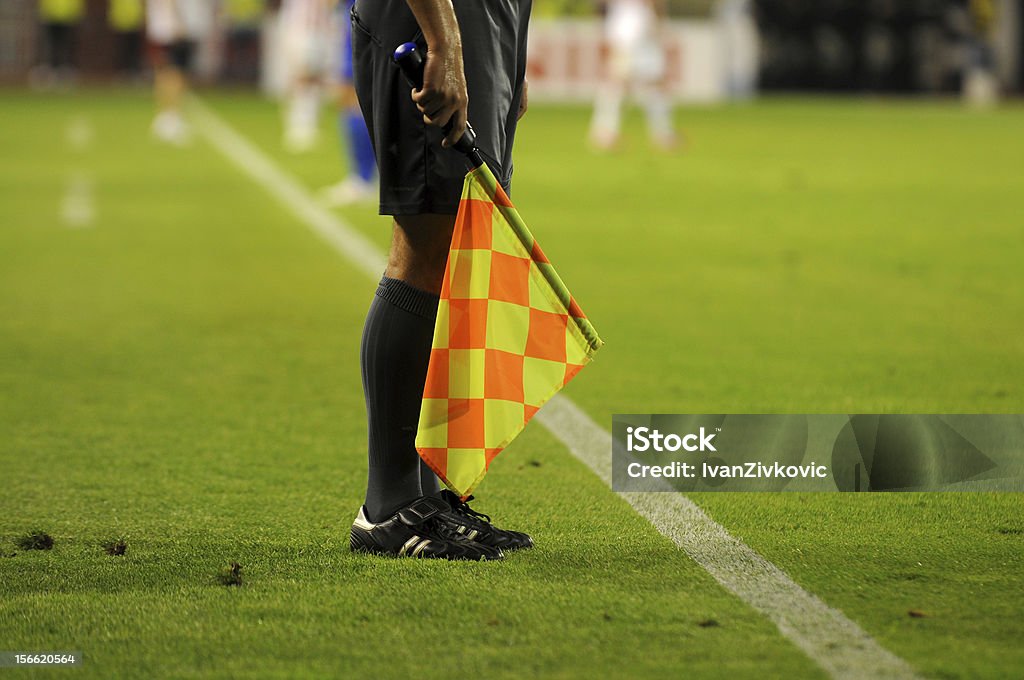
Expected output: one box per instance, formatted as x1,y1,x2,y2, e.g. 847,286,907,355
1,89,1022,679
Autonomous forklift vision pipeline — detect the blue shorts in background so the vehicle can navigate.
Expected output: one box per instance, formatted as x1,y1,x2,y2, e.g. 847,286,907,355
339,0,355,83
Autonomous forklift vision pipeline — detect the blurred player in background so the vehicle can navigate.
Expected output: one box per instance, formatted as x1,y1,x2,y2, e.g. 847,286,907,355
320,0,376,206
222,0,265,83
589,0,678,151
147,0,208,145
963,0,999,107
715,0,758,100
35,0,85,87
279,0,332,152
109,0,145,80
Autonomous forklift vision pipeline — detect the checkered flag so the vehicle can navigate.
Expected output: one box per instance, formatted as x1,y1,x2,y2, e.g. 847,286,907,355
415,163,604,497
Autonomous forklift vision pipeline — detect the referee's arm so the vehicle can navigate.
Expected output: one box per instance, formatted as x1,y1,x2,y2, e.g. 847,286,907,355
406,0,469,148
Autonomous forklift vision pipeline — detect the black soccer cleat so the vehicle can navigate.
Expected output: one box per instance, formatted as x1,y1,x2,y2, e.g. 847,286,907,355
350,496,504,561
440,490,534,551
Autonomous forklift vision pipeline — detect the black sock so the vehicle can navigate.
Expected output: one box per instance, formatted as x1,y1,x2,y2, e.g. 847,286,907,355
420,460,441,498
361,276,440,522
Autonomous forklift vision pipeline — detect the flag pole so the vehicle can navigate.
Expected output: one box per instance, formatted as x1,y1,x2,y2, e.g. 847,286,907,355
393,42,602,351
393,42,485,170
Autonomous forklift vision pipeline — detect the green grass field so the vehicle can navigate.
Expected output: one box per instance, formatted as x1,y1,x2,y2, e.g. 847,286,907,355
1,88,1022,679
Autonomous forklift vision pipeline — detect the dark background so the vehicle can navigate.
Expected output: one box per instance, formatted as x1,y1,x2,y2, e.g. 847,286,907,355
2,0,1022,93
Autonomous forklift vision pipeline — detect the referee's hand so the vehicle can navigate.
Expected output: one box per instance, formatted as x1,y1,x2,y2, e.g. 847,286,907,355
411,43,469,149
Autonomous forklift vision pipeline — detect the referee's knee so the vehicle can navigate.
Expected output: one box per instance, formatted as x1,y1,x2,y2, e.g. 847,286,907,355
387,214,457,294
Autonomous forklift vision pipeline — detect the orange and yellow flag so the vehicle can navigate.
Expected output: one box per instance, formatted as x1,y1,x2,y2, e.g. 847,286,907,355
415,164,603,497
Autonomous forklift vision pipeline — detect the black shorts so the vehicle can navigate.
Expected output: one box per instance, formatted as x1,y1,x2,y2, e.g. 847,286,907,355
350,0,532,216
149,39,195,71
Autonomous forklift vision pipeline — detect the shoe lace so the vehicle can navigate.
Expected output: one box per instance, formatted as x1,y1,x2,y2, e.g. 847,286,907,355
450,494,492,524
431,514,485,543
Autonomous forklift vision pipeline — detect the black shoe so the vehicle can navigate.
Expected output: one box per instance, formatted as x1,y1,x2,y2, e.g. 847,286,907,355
350,496,504,561
440,490,534,551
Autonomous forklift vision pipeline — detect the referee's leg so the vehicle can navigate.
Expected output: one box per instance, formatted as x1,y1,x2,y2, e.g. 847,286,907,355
358,213,451,523
351,0,524,524
386,215,453,294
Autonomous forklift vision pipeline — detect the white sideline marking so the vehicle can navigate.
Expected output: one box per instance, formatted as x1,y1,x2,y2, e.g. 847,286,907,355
536,397,921,680
61,172,95,228
188,98,386,279
66,115,94,151
190,96,922,680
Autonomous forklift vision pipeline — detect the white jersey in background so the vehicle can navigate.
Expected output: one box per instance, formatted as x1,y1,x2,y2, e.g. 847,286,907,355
146,0,182,44
605,0,665,82
280,0,332,77
146,0,211,44
607,0,657,47
280,0,332,34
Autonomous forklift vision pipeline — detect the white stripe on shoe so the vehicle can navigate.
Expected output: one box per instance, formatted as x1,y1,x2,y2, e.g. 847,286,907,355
399,536,421,557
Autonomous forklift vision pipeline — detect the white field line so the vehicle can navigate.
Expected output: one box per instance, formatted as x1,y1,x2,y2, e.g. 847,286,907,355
188,99,386,279
60,172,95,228
66,115,94,151
62,116,96,228
189,96,922,680
536,398,921,680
